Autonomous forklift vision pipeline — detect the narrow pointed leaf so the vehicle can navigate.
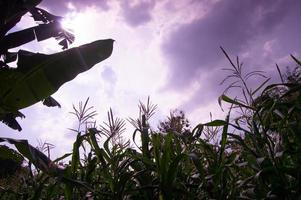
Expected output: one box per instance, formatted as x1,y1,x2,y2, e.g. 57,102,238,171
291,54,301,66
203,120,228,127
251,78,271,96
220,94,255,110
219,113,229,162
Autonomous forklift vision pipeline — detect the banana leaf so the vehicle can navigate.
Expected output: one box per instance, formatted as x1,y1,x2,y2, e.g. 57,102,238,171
0,145,24,178
0,39,113,110
0,137,58,175
0,5,74,55
0,0,42,38
0,22,73,53
0,137,93,192
0,39,114,130
0,111,25,131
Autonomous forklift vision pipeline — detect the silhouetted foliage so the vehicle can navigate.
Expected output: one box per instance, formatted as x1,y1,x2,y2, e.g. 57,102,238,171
0,145,23,179
0,0,113,131
1,1,301,199
158,109,190,134
1,46,301,199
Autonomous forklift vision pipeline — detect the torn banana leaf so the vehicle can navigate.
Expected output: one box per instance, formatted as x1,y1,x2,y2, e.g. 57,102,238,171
0,39,114,112
0,111,25,131
43,96,61,108
0,0,42,38
0,21,74,53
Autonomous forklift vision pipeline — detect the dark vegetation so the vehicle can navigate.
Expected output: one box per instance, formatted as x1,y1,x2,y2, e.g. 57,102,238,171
0,0,113,131
1,0,301,199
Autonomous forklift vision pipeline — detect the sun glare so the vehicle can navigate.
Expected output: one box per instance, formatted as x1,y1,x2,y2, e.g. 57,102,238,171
60,6,115,46
61,11,97,44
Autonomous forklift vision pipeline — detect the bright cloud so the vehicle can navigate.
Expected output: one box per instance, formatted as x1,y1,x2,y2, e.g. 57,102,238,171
2,0,301,158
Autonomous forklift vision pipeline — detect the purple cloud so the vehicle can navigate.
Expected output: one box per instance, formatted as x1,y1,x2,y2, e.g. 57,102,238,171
40,0,155,27
39,0,109,14
161,0,301,111
120,0,156,27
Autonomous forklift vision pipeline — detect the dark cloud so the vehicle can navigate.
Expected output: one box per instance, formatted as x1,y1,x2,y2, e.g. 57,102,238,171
39,0,109,15
120,0,156,27
161,0,301,111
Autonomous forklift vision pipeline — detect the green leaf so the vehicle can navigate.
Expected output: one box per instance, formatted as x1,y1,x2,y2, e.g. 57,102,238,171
192,124,203,138
166,154,186,186
228,133,258,158
189,153,205,179
160,133,173,179
31,176,49,200
61,176,94,192
71,133,84,176
88,128,107,166
252,78,271,96
0,137,94,198
219,114,229,163
0,145,23,163
0,137,60,176
152,134,162,170
141,114,150,159
220,94,255,110
53,153,72,163
203,120,228,127
103,132,114,158
0,39,114,112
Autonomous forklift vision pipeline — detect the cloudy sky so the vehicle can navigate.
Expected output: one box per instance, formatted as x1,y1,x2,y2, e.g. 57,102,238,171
2,0,301,158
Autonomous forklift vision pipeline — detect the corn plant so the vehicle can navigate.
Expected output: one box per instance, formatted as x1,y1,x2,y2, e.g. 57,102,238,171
1,52,301,199
217,49,301,199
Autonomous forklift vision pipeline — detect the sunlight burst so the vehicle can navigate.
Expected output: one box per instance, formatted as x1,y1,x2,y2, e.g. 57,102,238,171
61,11,96,44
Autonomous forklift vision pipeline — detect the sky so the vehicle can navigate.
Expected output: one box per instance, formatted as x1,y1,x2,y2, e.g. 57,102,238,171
1,0,301,158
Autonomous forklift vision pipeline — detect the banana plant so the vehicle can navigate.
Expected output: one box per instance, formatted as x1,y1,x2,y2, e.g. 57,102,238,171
1,39,114,110
0,0,114,131
0,0,42,39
